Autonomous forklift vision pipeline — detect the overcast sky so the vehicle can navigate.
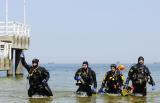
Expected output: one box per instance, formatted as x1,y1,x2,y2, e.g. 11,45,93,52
0,0,160,63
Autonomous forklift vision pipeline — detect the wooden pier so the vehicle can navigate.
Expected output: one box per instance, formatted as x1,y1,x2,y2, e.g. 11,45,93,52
0,21,30,76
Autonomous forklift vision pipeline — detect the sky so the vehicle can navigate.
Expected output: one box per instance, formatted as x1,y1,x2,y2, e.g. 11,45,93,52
0,0,160,64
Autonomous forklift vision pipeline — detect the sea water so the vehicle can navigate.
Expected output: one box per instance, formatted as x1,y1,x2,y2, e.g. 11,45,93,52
0,63,159,103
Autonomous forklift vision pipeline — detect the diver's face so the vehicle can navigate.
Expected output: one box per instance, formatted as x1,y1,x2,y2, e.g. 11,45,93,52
138,60,144,65
32,62,38,67
82,64,88,69
111,67,116,72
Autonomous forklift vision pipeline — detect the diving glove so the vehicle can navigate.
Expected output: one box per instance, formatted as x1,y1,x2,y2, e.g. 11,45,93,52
91,87,97,93
20,52,25,58
152,85,155,91
75,76,81,81
98,87,105,94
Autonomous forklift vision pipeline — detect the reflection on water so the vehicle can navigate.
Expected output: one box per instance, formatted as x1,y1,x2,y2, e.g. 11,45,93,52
0,76,158,103
76,96,96,103
75,95,148,103
0,64,159,103
15,75,24,80
28,98,53,103
101,95,147,103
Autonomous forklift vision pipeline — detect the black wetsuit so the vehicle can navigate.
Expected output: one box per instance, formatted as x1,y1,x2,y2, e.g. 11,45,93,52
125,64,155,96
101,70,124,94
21,57,53,97
74,67,97,96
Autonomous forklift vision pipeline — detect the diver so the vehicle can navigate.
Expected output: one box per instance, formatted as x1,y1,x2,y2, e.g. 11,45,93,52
20,52,53,97
99,64,125,94
124,56,155,96
74,61,97,96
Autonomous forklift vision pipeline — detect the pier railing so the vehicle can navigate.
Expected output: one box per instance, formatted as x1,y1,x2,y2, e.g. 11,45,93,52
0,21,30,36
0,21,30,71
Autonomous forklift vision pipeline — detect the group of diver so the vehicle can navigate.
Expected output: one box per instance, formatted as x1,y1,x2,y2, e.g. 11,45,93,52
74,56,155,97
20,52,155,97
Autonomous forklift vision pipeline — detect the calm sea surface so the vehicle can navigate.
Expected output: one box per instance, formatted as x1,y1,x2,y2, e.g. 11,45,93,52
0,63,159,103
